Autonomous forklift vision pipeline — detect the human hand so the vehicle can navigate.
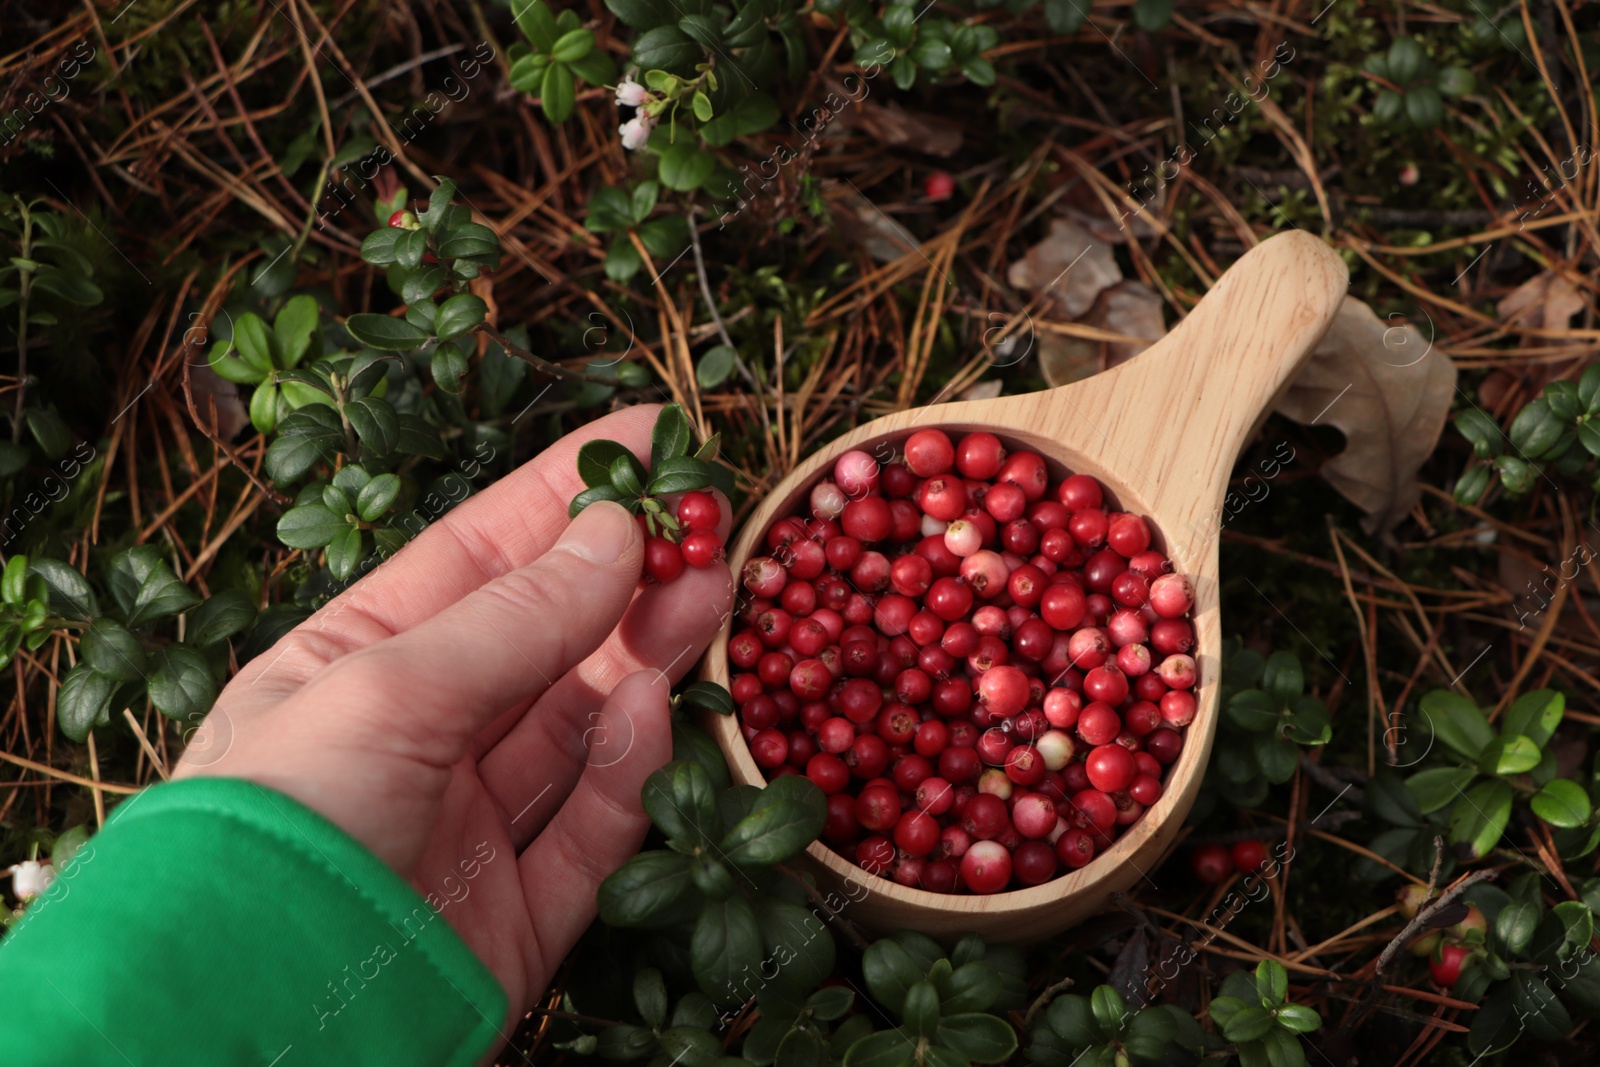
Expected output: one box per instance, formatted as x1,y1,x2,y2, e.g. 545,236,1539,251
172,405,733,1034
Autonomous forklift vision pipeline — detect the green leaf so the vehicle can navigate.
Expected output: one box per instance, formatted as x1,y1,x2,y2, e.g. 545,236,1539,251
394,229,429,270
637,217,689,260
692,894,765,1004
1531,900,1595,966
394,414,446,459
249,381,282,435
541,61,576,123
658,141,717,192
1253,732,1298,783
510,53,553,93
187,591,256,648
808,985,856,1022
863,938,923,1014
437,223,500,259
605,238,643,282
1419,690,1493,760
691,89,714,122
1494,454,1538,493
678,682,734,717
1261,651,1303,702
577,440,635,489
325,525,364,580
606,0,674,30
1275,1004,1320,1033
648,455,714,495
568,483,626,518
1448,778,1514,859
345,396,399,454
430,341,469,394
1479,734,1541,775
1503,689,1563,747
265,407,344,482
21,408,70,460
81,619,147,682
233,312,278,373
697,344,737,389
568,46,614,86
148,644,219,721
360,227,403,266
843,1031,915,1067
1405,765,1477,815
1531,779,1591,828
1454,408,1504,459
610,453,644,497
652,403,694,467
642,760,718,842
1221,1005,1274,1043
903,981,941,1038
58,663,116,742
356,473,401,522
277,504,346,549
596,850,695,926
1090,985,1127,1035
699,93,780,147
1497,898,1541,954
345,313,430,351
108,545,203,627
587,186,634,232
1,555,26,609
719,774,826,866
1227,689,1281,732
512,0,559,49
550,28,594,63
633,967,668,1028
1256,959,1288,1004
935,1013,1017,1063
633,25,702,74
30,558,97,618
272,295,319,363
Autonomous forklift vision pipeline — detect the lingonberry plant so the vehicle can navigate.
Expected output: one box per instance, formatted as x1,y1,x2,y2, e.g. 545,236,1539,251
569,403,729,581
1453,363,1600,504
1199,642,1331,811
1362,34,1475,130
729,431,1201,893
1027,982,1211,1066
1204,961,1323,1067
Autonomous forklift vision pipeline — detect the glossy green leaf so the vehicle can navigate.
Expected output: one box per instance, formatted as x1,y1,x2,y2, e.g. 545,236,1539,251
264,407,344,482
355,474,401,522
344,313,429,351
642,760,718,842
81,619,147,682
678,680,734,715
842,1030,915,1067
568,483,626,518
1531,779,1592,829
1419,690,1493,760
108,545,203,627
935,1012,1017,1063
610,453,644,497
435,294,487,341
29,558,97,618
277,504,346,549
648,455,714,495
862,938,922,1015
148,644,219,721
187,591,257,647
325,525,364,580
577,440,635,489
1405,765,1477,815
1497,898,1541,954
58,663,116,742
691,894,764,1004
1503,689,1563,747
345,396,399,454
651,403,694,468
1479,734,1541,775
1447,778,1514,859
596,849,694,927
719,774,826,867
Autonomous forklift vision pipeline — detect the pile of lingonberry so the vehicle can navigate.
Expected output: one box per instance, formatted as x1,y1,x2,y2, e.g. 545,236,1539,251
728,429,1199,895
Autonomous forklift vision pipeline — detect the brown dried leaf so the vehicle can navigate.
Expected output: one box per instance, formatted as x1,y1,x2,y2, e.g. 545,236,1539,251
1100,281,1166,367
1274,297,1457,534
1037,332,1100,387
1007,218,1121,319
189,365,250,441
1497,270,1585,331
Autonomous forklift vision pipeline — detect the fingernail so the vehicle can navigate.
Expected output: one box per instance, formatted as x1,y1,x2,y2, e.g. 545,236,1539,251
559,500,636,563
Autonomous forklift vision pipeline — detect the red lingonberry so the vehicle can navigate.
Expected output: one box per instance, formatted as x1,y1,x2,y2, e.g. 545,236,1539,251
923,171,957,202
677,490,721,532
1190,843,1233,884
644,537,685,583
1230,838,1269,872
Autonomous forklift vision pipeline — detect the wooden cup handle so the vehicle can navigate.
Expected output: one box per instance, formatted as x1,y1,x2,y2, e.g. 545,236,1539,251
1049,231,1348,559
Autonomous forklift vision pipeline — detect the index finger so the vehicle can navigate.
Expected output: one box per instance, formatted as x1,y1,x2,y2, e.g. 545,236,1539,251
235,404,664,698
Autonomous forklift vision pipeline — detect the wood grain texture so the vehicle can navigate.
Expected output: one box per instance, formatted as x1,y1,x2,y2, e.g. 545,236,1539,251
701,231,1348,943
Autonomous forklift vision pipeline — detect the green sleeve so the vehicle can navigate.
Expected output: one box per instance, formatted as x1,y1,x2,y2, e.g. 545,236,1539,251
0,777,508,1065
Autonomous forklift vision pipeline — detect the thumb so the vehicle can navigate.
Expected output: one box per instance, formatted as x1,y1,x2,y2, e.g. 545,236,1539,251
320,500,643,760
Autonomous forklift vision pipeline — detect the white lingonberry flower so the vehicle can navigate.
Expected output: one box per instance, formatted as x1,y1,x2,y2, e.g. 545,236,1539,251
615,77,650,108
619,114,656,151
10,860,55,901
